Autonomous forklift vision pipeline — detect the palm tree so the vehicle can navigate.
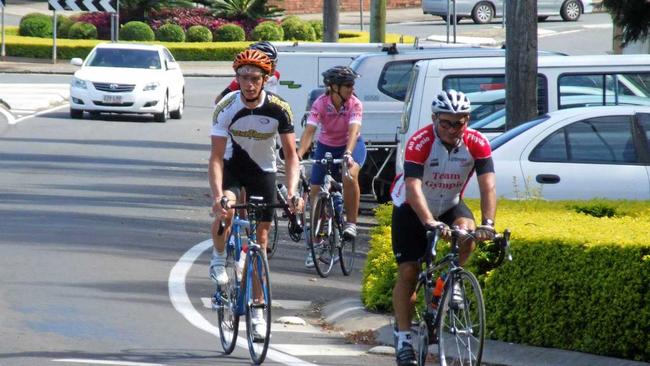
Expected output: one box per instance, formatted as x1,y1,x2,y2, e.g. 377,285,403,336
602,0,650,46
209,0,284,21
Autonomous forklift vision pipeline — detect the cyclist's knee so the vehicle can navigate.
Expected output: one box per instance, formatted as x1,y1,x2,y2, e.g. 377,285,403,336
397,262,419,282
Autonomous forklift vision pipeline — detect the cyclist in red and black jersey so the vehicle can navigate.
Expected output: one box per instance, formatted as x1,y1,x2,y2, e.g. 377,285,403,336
390,90,497,366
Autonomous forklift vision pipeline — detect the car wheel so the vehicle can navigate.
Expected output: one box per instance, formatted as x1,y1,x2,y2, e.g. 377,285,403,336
153,94,168,123
472,2,494,24
70,108,83,119
170,90,184,119
561,0,581,21
537,16,549,22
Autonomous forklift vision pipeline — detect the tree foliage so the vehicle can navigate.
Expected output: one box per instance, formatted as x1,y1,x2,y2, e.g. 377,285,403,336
603,0,650,45
209,0,284,21
120,0,196,21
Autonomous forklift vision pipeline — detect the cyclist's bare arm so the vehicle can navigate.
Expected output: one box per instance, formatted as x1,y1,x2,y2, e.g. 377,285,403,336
476,171,496,241
405,177,438,227
345,122,361,155
297,124,317,158
280,132,303,212
209,136,228,217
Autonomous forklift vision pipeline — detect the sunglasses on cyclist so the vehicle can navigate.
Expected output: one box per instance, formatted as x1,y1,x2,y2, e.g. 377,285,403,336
437,117,467,129
341,83,354,88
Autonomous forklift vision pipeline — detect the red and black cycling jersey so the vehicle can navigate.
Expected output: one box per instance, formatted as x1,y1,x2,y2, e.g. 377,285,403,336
391,124,494,216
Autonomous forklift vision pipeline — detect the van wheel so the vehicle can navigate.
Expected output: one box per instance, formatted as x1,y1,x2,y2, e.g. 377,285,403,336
471,2,494,24
561,0,581,21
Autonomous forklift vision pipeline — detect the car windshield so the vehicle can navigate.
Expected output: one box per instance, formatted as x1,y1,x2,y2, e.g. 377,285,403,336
470,109,506,130
87,48,161,69
490,115,550,151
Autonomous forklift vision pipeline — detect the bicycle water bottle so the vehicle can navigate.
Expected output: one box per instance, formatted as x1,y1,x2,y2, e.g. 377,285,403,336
332,191,343,217
278,184,289,204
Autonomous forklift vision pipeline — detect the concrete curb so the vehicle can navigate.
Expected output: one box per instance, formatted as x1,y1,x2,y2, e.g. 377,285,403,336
324,297,650,366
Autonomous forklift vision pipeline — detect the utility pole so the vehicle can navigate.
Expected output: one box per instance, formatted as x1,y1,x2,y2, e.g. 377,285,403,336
370,0,385,43
505,0,538,130
323,0,339,42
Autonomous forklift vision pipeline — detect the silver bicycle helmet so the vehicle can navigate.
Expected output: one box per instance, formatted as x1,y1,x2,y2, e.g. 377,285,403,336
250,41,278,63
431,89,471,114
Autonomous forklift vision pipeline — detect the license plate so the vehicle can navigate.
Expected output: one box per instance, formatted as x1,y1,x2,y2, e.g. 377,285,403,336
103,95,122,104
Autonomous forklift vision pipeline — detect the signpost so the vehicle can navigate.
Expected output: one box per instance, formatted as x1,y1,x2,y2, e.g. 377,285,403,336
47,0,118,63
1,0,6,58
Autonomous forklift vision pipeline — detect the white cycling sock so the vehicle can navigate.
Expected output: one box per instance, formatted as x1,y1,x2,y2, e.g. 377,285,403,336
395,331,412,350
211,248,226,267
252,308,264,321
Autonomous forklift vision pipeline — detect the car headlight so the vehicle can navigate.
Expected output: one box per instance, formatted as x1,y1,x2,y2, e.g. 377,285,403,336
143,82,160,91
72,77,88,89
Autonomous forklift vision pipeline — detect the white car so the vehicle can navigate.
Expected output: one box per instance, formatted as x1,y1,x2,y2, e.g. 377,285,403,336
69,43,185,122
463,106,650,200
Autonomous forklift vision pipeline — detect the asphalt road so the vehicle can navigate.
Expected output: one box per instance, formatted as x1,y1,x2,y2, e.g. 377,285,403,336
0,75,386,366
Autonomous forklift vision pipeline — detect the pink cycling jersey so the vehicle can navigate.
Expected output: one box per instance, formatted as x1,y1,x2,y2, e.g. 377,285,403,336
307,94,362,147
391,124,492,216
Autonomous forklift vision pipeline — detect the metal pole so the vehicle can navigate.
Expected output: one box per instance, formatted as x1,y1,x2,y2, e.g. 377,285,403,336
502,0,506,28
359,0,363,31
453,0,457,43
446,0,450,43
52,10,57,64
110,13,114,42
115,0,119,41
2,7,6,58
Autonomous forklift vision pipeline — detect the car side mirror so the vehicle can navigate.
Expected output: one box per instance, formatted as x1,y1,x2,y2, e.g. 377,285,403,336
166,61,179,70
70,58,83,67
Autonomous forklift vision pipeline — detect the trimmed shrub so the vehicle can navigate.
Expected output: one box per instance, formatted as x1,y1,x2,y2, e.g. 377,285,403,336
281,15,302,24
76,12,111,40
20,12,50,24
156,23,185,42
251,21,283,41
307,20,323,40
68,22,98,39
120,21,155,42
214,24,245,42
19,16,52,38
186,25,212,42
57,16,75,38
281,19,316,41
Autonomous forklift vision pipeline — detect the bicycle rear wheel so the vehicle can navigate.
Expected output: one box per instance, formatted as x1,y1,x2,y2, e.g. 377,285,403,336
310,196,335,278
215,243,239,354
437,270,485,366
267,209,279,258
244,250,272,365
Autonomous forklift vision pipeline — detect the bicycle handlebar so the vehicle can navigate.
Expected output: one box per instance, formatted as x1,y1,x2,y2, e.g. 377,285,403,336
425,226,512,267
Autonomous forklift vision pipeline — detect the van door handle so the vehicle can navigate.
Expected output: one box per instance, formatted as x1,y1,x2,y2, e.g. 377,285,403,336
536,174,560,184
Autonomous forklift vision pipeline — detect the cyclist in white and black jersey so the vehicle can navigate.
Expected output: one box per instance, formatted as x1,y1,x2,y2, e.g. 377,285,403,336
208,49,303,341
390,90,497,366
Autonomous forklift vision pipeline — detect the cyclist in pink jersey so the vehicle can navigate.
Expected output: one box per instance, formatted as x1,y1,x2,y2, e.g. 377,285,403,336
297,66,367,267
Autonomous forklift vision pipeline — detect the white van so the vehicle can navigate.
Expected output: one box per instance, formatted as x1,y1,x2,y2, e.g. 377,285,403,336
396,54,650,176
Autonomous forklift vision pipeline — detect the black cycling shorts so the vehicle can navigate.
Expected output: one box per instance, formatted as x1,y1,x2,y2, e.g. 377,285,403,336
391,201,475,264
223,161,277,222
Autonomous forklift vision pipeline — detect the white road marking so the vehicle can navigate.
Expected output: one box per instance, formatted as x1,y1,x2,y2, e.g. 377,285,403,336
52,359,165,366
0,105,15,124
11,104,69,125
538,29,582,38
168,239,320,366
583,23,613,29
271,344,368,356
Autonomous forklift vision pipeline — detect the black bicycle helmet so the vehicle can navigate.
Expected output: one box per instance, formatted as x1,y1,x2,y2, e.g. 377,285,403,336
250,41,278,63
322,66,360,86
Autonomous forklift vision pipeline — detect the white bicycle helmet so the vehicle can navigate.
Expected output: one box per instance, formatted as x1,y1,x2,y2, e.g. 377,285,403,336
431,89,471,114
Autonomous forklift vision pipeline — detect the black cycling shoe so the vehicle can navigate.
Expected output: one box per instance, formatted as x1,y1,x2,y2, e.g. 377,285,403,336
395,343,418,366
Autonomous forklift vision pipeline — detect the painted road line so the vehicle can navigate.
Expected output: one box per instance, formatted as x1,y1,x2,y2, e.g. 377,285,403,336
0,105,15,124
271,344,368,356
53,359,166,366
168,239,320,366
11,104,68,125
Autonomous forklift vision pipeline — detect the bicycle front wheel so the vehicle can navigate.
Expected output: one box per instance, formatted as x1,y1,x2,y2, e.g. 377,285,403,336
437,270,485,366
216,243,239,354
244,250,272,365
267,209,279,258
338,231,356,276
310,197,335,278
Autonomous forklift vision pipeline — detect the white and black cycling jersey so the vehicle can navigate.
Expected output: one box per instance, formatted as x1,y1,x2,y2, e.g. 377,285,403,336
211,90,294,173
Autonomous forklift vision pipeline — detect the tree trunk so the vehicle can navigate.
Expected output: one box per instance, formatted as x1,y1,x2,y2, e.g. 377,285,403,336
505,0,538,130
323,0,339,42
612,13,624,54
370,0,385,43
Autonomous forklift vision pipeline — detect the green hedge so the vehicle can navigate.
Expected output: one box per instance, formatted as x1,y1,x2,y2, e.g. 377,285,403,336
362,199,650,361
156,23,185,42
2,26,416,61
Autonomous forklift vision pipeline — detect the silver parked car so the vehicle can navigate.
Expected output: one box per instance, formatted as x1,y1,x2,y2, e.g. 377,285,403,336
422,0,595,24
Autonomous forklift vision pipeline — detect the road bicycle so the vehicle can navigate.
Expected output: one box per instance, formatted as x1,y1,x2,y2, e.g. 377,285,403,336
412,226,511,366
307,152,356,278
267,165,311,258
211,196,287,365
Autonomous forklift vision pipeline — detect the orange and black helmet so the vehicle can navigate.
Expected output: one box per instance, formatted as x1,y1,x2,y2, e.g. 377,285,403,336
232,49,273,75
